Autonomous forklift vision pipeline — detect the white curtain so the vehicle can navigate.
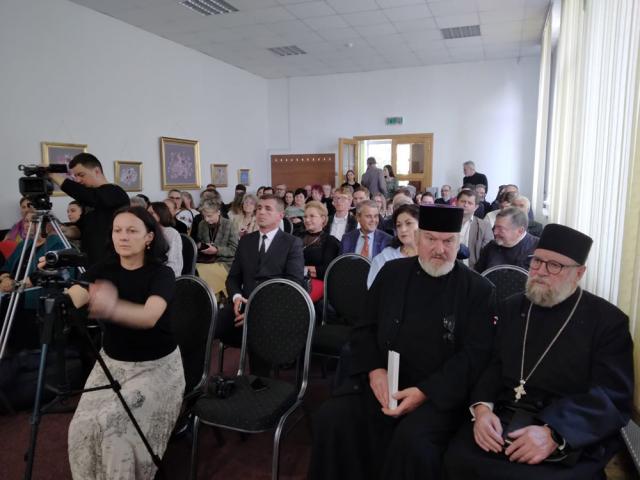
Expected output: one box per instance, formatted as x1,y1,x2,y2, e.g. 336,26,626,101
545,0,640,302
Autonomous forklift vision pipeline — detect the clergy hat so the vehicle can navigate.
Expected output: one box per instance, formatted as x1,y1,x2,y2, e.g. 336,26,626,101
419,205,464,232
537,224,593,265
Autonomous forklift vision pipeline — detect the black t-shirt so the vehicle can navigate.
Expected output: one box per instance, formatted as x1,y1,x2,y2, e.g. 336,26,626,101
61,180,129,266
83,261,177,362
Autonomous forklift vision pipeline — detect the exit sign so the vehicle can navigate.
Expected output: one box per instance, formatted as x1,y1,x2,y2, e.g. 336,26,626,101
386,116,403,125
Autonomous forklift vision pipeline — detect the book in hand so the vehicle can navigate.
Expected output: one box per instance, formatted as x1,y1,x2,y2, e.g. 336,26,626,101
387,350,400,409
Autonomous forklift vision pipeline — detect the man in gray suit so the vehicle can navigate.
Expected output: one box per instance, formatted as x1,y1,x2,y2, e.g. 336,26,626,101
457,189,493,270
360,156,387,197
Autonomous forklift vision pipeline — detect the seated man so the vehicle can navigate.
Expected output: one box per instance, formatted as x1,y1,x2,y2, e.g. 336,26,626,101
474,207,538,273
310,206,495,480
511,195,543,237
325,186,357,241
445,224,633,479
457,189,493,270
340,200,392,260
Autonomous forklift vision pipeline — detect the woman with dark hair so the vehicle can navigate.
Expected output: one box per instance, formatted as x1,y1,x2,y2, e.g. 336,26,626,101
297,201,340,302
64,206,183,480
341,169,360,191
284,190,295,208
285,188,307,231
366,204,419,288
383,164,398,200
176,191,199,231
3,197,34,242
148,201,183,277
65,200,84,249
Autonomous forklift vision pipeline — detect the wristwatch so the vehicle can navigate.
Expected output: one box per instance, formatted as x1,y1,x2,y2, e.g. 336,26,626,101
545,425,567,451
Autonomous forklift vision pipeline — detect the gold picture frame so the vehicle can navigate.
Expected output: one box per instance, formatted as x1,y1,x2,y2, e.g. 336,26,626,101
41,141,88,196
238,169,251,187
114,161,143,192
160,136,201,190
211,164,228,187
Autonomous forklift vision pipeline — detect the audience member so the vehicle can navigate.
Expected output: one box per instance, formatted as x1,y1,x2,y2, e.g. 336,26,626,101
352,187,370,214
256,186,266,198
274,183,287,199
3,197,34,243
485,190,517,227
445,224,633,480
66,200,84,224
262,186,274,196
462,161,489,191
373,193,388,218
512,195,543,237
435,185,453,205
49,153,129,266
457,190,494,270
340,200,392,260
360,157,387,197
304,184,312,198
135,194,150,209
474,207,538,272
380,190,413,234
130,196,147,208
367,204,419,288
231,193,258,238
226,184,247,220
383,164,398,200
148,202,183,277
310,205,494,480
163,198,188,234
195,201,238,299
322,184,335,216
285,188,307,230
284,190,294,208
189,190,220,241
167,189,182,210
325,186,357,242
65,206,183,480
298,201,340,302
175,191,199,231
342,169,361,191
474,184,491,219
421,191,436,206
489,184,519,213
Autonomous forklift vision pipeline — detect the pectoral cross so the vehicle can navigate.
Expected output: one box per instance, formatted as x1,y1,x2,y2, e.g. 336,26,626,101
514,380,527,402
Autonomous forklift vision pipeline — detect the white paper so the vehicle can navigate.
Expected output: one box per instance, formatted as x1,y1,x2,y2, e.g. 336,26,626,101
387,350,400,409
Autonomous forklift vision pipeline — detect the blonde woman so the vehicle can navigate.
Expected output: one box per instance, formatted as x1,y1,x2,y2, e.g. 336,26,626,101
231,193,258,238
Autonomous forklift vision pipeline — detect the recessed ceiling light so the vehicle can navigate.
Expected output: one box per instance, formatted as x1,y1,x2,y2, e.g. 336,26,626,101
268,46,307,57
441,25,481,39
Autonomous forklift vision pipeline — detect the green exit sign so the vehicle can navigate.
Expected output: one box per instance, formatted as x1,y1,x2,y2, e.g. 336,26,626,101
386,116,403,125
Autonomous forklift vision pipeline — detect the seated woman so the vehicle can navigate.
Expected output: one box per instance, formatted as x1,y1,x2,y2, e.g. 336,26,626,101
65,206,184,480
231,193,258,238
148,202,183,277
298,201,340,303
285,188,307,232
3,197,34,243
175,191,199,232
341,169,360,191
367,204,419,288
195,201,238,300
65,200,84,250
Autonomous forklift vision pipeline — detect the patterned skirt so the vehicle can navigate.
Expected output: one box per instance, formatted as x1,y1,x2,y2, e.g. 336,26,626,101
68,348,185,480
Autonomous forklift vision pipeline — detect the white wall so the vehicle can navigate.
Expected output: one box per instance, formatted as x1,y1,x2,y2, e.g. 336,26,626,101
0,0,268,225
268,58,540,200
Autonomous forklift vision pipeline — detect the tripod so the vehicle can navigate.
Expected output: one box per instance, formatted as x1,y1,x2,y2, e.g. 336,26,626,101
23,287,164,480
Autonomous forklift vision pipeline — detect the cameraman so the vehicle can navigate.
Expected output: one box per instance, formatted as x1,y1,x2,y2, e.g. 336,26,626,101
49,153,129,266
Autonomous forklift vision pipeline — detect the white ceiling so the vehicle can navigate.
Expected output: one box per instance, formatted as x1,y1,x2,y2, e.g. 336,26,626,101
70,0,549,78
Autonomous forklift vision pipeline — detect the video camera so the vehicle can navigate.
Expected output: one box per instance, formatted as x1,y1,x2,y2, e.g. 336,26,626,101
18,164,68,211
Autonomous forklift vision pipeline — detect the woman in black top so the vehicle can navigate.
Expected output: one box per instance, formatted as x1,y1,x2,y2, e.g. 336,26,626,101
298,201,340,302
65,206,184,480
341,169,360,191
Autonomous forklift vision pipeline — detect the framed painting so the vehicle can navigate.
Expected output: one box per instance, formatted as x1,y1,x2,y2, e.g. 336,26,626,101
238,169,250,187
41,141,87,196
114,161,143,192
160,136,201,190
211,164,228,187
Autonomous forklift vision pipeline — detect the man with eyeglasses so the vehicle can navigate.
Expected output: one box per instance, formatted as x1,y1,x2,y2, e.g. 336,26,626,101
325,186,357,241
445,223,633,480
474,207,538,273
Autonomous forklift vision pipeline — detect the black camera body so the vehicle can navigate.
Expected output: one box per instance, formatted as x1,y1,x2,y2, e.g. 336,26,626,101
18,164,68,211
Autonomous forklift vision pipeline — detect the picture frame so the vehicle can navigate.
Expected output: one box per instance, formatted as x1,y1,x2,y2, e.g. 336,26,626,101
41,141,88,196
238,168,251,187
114,161,143,192
160,136,201,190
211,164,228,188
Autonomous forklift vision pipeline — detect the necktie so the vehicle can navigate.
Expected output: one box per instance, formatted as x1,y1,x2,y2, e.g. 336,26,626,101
259,234,267,259
361,233,369,258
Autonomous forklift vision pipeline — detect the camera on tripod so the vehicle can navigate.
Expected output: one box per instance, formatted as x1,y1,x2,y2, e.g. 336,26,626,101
18,163,68,211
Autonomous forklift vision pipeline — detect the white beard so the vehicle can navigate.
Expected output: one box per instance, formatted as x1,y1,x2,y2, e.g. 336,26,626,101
525,277,577,307
419,258,455,277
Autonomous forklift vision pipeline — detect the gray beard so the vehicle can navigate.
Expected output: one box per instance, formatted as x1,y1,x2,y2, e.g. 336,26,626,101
419,258,455,277
525,277,576,307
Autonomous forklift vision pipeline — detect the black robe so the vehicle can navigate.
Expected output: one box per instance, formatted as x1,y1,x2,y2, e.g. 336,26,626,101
309,258,495,480
444,288,634,479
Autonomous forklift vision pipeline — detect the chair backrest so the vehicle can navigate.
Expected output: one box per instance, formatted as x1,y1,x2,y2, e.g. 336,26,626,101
180,233,198,275
240,279,315,394
322,254,371,326
170,275,217,395
481,264,529,303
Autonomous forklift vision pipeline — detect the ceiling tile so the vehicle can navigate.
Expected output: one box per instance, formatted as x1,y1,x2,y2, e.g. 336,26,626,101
276,0,316,4
481,20,523,40
245,6,296,23
520,44,541,56
448,47,485,61
365,33,407,47
383,5,433,22
326,0,379,14
376,0,426,7
415,50,451,64
231,0,280,10
285,1,337,19
479,8,525,23
355,23,398,38
393,17,438,32
524,0,551,18
428,0,479,17
445,36,483,48
304,15,349,30
316,26,362,41
477,0,525,11
343,10,390,26
434,13,481,29
266,19,311,34
278,29,325,43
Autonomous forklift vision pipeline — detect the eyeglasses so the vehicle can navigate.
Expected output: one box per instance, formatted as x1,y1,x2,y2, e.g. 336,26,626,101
529,256,581,275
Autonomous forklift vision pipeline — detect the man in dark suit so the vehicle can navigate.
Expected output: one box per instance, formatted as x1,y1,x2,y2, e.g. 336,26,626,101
360,156,387,197
457,189,494,270
340,200,392,260
216,194,304,352
325,186,357,241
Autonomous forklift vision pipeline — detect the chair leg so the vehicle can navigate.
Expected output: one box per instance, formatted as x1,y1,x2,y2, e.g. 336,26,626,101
272,410,295,480
217,342,225,374
189,415,201,480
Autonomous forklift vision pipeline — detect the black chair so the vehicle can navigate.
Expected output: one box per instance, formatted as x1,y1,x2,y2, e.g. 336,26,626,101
312,254,371,362
180,234,198,276
481,264,529,304
621,420,640,474
189,279,315,480
170,275,217,427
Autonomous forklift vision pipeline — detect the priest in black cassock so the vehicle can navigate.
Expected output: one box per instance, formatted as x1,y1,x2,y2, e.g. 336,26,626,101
444,223,634,479
309,205,495,480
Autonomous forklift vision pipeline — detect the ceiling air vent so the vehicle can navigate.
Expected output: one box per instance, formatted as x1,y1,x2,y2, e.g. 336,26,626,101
178,0,238,16
441,25,481,39
268,46,307,57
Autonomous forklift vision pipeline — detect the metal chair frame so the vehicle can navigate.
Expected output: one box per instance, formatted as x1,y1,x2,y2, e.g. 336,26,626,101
180,234,198,276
